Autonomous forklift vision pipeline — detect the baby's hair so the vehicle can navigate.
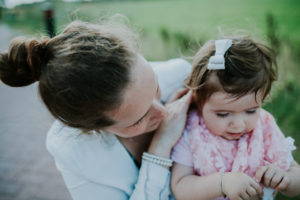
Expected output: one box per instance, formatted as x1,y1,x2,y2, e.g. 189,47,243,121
0,17,140,132
186,36,277,109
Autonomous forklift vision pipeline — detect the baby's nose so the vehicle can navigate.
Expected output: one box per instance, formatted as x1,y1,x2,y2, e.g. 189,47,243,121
229,117,245,130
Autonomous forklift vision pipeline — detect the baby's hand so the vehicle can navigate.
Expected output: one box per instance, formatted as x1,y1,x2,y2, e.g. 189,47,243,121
254,165,291,191
223,172,263,200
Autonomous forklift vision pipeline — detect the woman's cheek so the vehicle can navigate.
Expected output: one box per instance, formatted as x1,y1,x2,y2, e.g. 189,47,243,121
127,123,147,136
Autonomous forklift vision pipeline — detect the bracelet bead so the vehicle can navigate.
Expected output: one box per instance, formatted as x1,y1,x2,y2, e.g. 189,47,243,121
142,152,173,167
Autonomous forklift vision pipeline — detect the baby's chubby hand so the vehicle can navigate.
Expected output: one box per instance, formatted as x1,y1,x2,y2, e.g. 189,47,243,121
223,172,263,200
254,165,291,191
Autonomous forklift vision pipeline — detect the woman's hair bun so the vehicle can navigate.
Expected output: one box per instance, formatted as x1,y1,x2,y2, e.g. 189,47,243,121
0,36,50,87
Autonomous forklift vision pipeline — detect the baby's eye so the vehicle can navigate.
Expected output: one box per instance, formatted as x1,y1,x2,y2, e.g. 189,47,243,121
216,113,229,118
246,109,256,114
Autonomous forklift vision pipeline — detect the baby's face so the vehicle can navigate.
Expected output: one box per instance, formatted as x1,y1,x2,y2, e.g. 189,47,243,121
201,92,263,140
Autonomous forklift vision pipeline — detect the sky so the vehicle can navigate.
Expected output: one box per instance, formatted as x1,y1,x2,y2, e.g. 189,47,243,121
3,0,83,8
4,0,45,8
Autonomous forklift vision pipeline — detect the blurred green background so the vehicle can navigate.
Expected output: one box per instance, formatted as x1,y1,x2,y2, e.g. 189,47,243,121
1,0,299,199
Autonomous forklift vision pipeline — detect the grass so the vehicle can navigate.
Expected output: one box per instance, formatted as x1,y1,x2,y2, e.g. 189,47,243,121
264,80,300,161
51,0,300,59
3,0,300,58
1,1,300,199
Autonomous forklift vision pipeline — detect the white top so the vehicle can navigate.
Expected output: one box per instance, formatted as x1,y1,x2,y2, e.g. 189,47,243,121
46,58,192,200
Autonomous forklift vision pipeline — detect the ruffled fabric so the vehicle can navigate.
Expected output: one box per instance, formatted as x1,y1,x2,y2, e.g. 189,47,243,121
185,109,295,176
171,109,296,200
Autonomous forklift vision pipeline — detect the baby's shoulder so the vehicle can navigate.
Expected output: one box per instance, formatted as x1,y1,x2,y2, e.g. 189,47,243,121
259,109,276,125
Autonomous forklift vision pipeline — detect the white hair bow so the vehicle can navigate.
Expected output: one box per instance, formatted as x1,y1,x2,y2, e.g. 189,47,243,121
207,39,232,70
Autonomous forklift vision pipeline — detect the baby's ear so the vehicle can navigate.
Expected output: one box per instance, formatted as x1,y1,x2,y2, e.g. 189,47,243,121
191,91,203,112
191,91,198,103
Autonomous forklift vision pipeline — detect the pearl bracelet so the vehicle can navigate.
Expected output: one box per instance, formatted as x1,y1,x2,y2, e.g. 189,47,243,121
142,152,173,167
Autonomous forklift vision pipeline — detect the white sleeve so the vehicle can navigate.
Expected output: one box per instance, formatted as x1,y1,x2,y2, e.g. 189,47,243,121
130,160,171,199
60,160,171,200
65,172,129,200
48,129,172,200
72,184,128,200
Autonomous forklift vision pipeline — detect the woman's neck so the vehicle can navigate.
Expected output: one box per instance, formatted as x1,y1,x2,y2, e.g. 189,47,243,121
117,132,154,166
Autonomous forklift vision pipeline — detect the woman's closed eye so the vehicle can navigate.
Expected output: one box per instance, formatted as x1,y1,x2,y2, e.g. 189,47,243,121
132,117,144,127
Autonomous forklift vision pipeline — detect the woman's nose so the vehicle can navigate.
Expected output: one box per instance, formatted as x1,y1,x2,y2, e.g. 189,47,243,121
152,100,168,119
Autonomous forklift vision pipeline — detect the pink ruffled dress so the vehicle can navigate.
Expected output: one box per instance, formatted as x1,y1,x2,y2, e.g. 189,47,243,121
171,109,295,200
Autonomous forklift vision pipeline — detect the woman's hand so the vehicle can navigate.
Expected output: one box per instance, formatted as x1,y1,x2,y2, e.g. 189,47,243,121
223,172,263,200
148,88,192,158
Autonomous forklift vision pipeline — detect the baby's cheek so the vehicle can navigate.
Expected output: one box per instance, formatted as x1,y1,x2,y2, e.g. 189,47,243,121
248,119,259,131
216,123,227,134
207,123,223,136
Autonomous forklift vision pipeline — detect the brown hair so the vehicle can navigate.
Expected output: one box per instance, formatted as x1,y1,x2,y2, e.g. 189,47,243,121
0,20,139,131
186,36,277,109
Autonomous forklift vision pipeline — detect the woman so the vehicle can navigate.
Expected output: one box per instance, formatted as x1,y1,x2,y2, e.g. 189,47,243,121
0,19,192,199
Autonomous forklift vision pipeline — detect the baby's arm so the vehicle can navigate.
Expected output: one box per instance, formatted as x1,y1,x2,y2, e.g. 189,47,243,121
171,162,263,200
171,163,223,199
255,161,300,197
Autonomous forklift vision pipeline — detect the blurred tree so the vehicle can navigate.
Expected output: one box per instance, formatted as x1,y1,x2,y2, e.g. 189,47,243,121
266,13,280,53
43,1,55,37
0,0,5,19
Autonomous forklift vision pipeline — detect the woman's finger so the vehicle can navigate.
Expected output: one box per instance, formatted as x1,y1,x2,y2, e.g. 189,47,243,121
166,88,189,103
169,90,192,116
166,90,192,111
181,90,192,107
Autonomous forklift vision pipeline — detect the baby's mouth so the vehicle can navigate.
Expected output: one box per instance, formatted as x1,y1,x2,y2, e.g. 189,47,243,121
226,131,246,138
